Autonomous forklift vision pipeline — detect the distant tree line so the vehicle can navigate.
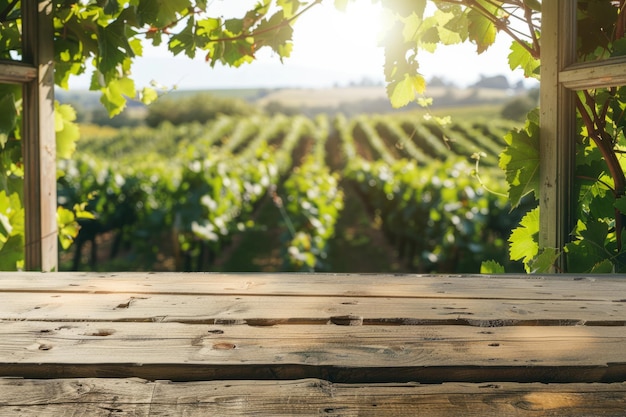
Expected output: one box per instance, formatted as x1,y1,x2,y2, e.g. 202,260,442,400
58,74,536,127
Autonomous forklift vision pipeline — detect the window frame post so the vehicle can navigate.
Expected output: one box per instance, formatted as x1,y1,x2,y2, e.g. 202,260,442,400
21,0,57,271
539,0,576,272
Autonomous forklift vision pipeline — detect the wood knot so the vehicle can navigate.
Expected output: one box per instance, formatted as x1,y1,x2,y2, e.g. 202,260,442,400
213,342,237,350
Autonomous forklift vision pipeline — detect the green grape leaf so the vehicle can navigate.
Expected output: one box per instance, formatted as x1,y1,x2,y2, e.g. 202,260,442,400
100,77,136,116
528,247,560,273
220,40,256,67
128,39,143,56
402,13,423,43
0,236,23,270
499,109,540,208
57,206,79,250
437,25,462,45
168,16,196,58
590,259,614,273
55,102,80,159
508,206,539,271
97,18,136,76
433,10,461,45
480,260,505,274
0,92,16,149
467,5,496,54
54,37,86,89
136,0,191,27
196,17,221,40
387,74,425,108
508,41,540,78
565,219,612,272
0,17,20,58
0,190,24,270
577,1,618,58
443,8,468,41
141,87,158,105
254,10,294,58
225,18,244,35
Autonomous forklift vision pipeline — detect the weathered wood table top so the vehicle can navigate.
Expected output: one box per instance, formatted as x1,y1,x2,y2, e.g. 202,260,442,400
1,272,626,416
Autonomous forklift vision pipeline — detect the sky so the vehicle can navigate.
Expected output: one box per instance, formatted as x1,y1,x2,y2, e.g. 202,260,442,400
70,1,537,91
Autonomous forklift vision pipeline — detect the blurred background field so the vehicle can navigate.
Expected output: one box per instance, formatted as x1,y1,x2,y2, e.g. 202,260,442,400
57,76,536,273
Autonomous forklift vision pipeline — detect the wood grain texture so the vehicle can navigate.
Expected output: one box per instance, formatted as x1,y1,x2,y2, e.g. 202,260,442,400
0,272,623,300
1,321,626,382
561,55,626,90
1,292,623,324
538,0,580,266
2,273,626,413
21,1,57,271
1,378,626,417
0,62,37,83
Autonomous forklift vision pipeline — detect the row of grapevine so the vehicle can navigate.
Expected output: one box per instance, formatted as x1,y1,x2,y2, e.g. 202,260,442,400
340,114,521,272
57,155,178,269
279,115,345,271
372,117,431,164
344,157,515,272
60,115,289,270
61,112,520,272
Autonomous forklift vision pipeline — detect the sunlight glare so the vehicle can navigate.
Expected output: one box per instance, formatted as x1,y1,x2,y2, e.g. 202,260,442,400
287,1,386,83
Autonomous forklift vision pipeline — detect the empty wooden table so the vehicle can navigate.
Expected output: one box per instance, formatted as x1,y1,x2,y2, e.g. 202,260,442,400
1,272,625,416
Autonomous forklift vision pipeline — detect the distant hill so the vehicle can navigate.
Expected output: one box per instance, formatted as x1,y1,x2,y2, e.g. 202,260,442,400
57,81,530,122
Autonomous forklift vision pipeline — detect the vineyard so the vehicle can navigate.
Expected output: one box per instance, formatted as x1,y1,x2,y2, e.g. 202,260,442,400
58,112,527,273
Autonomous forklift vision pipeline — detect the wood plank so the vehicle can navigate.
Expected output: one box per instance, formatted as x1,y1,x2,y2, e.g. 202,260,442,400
561,56,626,90
150,380,626,417
21,0,57,271
0,378,152,416
0,292,624,325
0,272,624,301
539,0,576,268
0,61,37,83
1,321,626,382
1,378,626,416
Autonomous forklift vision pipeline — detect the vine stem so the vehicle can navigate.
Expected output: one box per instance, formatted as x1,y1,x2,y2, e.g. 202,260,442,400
576,95,626,250
0,0,18,23
436,0,540,58
195,0,322,45
576,175,617,198
472,154,508,198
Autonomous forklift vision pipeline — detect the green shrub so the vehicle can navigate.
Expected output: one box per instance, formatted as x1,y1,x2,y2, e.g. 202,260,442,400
500,94,536,121
146,93,260,127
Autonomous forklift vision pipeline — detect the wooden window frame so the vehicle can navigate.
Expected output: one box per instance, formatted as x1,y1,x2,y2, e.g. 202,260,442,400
540,0,626,272
0,1,56,271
